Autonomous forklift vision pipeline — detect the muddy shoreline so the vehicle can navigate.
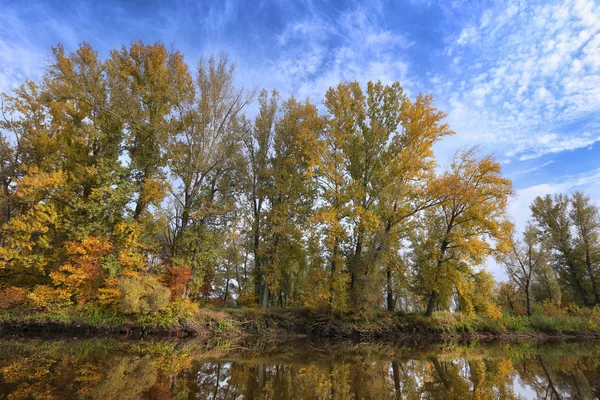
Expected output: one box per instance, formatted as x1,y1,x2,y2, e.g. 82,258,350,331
2,315,599,342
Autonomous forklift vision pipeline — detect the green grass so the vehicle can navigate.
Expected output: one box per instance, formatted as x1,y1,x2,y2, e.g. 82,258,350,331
2,305,600,338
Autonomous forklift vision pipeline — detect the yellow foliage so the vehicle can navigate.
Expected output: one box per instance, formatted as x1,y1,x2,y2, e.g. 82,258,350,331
28,285,73,310
113,221,147,273
96,279,121,310
118,275,171,315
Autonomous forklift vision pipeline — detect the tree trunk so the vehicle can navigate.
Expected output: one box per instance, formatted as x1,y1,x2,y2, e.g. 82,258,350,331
223,279,229,304
425,237,450,317
391,361,401,398
525,283,532,316
133,168,150,220
431,358,451,390
425,290,438,316
539,357,563,400
351,234,363,291
261,282,269,309
253,212,262,302
329,240,339,316
585,251,600,305
386,266,394,311
574,272,591,307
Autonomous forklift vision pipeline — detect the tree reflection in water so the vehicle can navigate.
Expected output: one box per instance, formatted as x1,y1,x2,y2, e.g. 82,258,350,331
1,339,599,399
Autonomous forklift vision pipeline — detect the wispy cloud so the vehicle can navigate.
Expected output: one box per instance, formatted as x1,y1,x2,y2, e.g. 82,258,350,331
510,160,554,176
435,0,600,162
257,1,414,102
509,167,600,232
0,9,45,94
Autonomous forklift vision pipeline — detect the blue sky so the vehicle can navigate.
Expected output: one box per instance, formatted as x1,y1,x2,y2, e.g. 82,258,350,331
1,0,600,279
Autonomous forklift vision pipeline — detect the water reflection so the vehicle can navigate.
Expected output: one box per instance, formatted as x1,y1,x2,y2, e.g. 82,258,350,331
0,338,599,399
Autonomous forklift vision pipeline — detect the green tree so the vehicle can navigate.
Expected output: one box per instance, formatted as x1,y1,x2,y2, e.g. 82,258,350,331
500,224,547,315
531,193,597,306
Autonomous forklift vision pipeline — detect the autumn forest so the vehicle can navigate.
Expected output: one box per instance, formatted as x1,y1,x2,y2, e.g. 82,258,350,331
2,42,600,330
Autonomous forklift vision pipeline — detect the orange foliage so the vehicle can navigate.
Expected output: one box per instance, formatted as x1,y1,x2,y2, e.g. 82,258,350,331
0,287,29,309
50,236,113,304
166,266,192,299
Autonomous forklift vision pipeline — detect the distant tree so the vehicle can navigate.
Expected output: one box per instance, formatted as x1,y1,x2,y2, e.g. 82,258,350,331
500,224,547,315
531,192,600,306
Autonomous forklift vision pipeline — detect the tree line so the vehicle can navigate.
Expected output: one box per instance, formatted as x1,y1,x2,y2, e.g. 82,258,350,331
498,192,600,316
0,41,596,318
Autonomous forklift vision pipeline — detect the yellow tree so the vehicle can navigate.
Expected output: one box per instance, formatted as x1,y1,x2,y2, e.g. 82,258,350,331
412,148,513,316
319,81,452,313
107,41,188,220
313,83,358,313
374,92,453,311
261,96,323,307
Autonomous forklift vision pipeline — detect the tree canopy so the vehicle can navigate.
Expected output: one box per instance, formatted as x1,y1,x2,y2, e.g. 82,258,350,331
1,41,597,319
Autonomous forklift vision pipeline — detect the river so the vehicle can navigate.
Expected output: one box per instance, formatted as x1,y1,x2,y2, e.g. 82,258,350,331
0,337,599,399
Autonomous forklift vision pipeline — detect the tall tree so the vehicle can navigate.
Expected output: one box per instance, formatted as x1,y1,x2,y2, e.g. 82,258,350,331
531,194,593,306
164,53,252,300
260,96,322,307
107,41,188,220
320,81,452,313
243,90,278,305
414,148,513,316
570,191,600,305
500,224,547,315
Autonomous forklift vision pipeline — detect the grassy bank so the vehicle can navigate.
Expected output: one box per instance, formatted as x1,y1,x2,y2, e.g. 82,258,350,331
2,306,600,340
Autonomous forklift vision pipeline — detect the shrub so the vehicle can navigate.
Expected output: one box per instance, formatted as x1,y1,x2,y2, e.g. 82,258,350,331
237,290,259,308
118,275,170,315
0,287,29,309
430,312,474,333
168,298,198,320
95,279,120,310
28,285,72,310
541,299,567,316
502,314,527,332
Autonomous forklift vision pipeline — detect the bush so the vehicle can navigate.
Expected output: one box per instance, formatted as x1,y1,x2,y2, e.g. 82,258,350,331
118,275,170,315
0,287,28,309
502,314,527,332
430,312,474,333
28,285,72,310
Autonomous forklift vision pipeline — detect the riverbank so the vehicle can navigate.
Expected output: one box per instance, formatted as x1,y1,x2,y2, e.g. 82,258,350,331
2,307,600,341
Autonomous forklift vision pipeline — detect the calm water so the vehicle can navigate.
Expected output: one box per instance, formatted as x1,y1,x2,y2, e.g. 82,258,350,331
1,337,599,399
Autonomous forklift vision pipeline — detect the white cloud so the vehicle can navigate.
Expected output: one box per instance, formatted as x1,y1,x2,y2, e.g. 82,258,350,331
253,3,413,102
510,167,600,233
0,11,45,95
456,26,477,46
435,0,600,164
509,160,554,177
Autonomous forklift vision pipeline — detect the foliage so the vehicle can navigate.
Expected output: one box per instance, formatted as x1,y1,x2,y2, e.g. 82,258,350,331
1,40,600,328
28,285,73,311
118,275,171,315
0,287,28,309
